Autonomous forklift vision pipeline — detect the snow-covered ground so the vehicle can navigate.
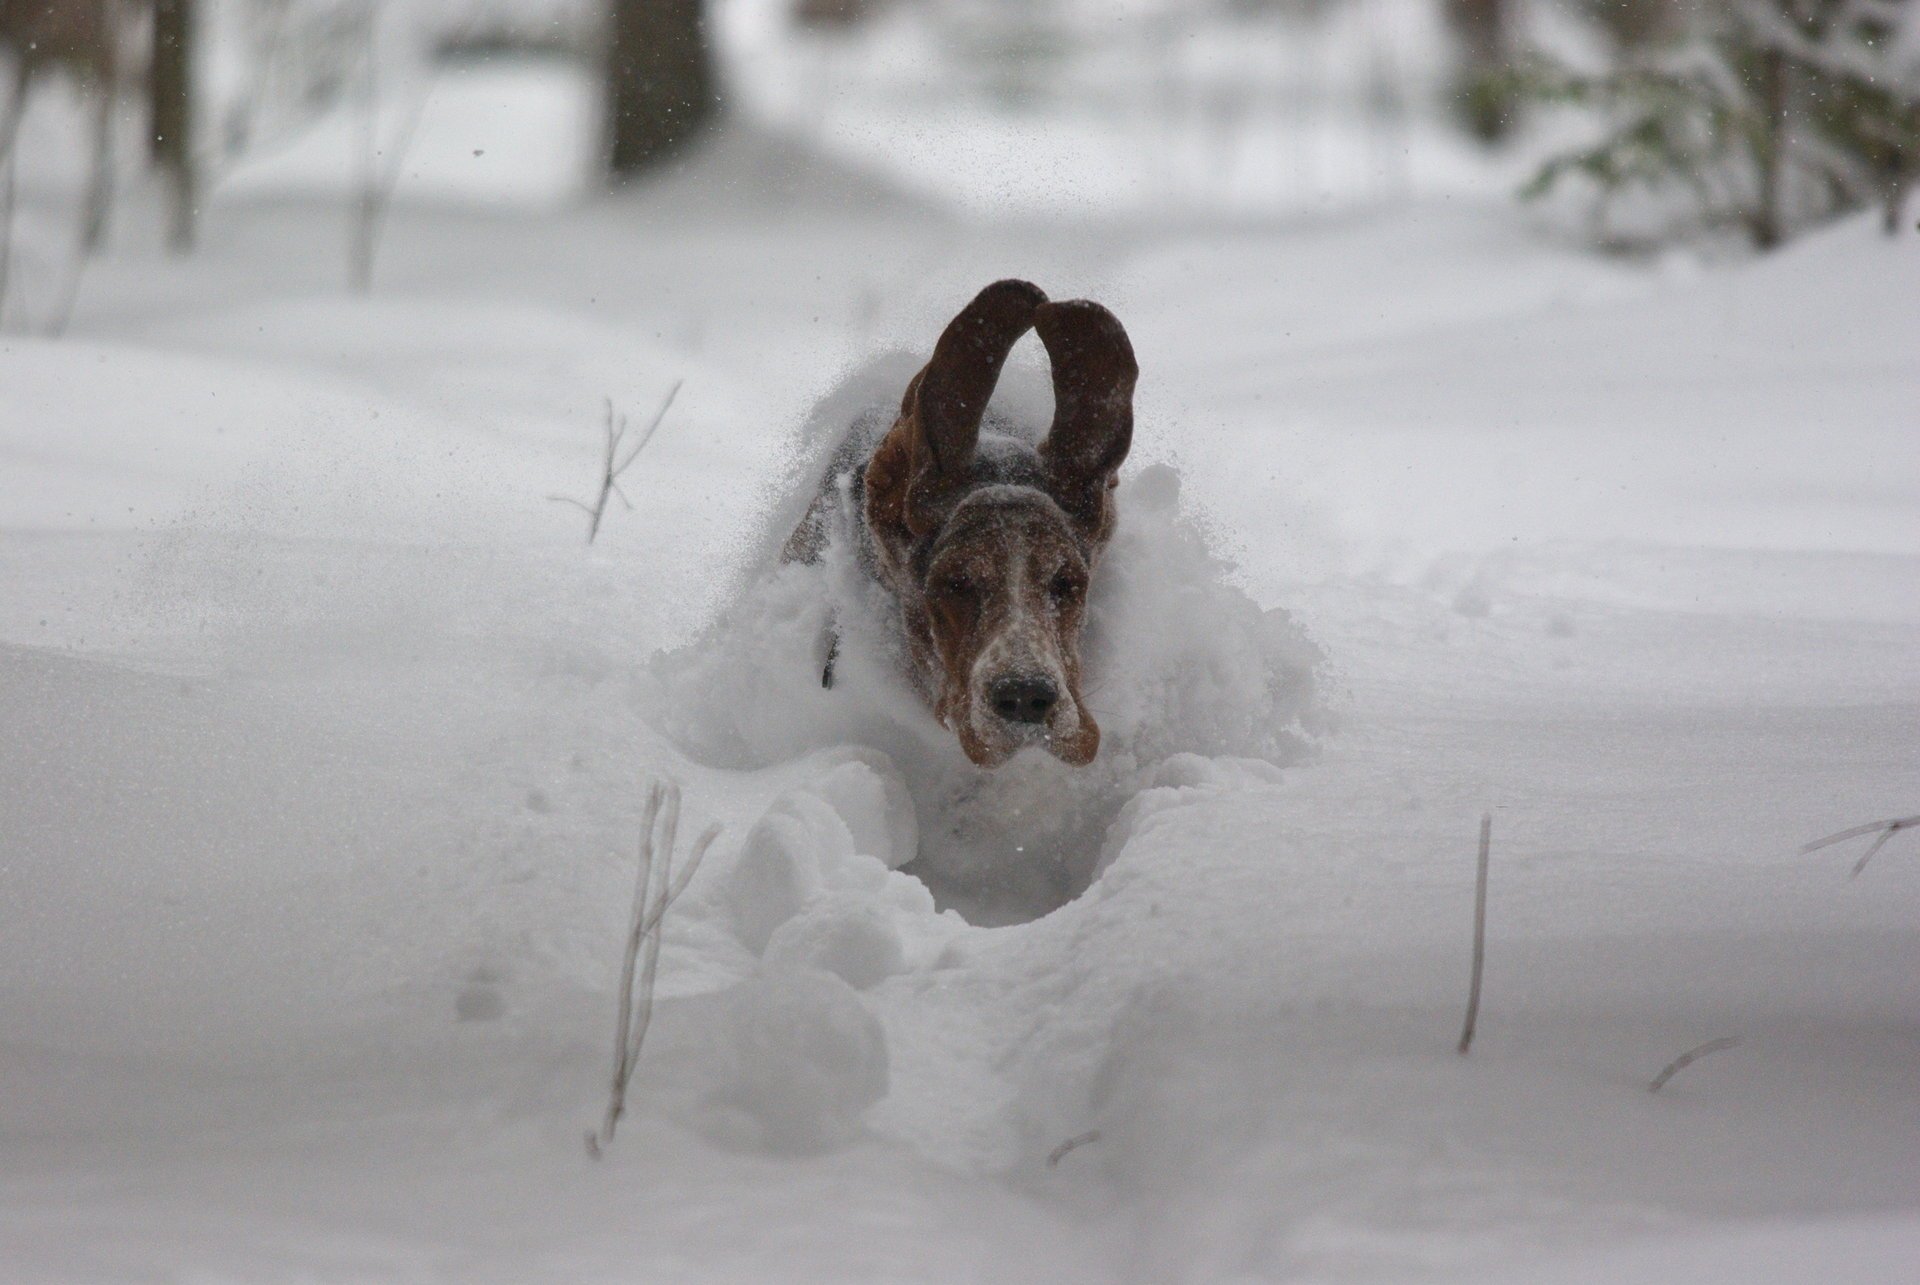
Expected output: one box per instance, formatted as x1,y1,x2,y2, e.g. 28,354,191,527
3,48,1919,1282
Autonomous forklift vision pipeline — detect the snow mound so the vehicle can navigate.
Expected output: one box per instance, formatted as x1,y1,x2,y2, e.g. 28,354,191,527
715,753,934,956
646,447,1326,921
666,968,892,1154
764,894,910,991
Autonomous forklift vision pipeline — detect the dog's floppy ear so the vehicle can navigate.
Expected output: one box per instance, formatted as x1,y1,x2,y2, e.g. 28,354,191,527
895,278,1047,533
1036,299,1137,540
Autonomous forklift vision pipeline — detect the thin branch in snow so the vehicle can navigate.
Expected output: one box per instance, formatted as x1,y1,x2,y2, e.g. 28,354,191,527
1800,814,1919,877
1649,1036,1741,1093
587,776,721,1159
550,383,682,544
0,141,15,330
1047,1130,1102,1167
1457,812,1492,1056
349,5,477,292
591,781,663,1159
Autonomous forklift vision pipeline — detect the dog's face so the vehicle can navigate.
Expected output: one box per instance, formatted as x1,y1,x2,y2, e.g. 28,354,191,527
863,280,1136,768
921,487,1098,765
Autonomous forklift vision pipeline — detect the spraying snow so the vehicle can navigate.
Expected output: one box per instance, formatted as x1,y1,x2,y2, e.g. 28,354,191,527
648,357,1325,923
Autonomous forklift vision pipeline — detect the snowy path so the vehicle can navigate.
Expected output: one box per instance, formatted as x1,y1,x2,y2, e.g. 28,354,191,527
2,147,1918,1280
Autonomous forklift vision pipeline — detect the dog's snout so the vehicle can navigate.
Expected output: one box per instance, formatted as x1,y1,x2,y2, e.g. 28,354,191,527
989,675,1058,726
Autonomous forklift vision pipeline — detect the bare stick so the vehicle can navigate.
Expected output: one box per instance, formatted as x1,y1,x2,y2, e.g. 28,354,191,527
614,382,680,477
219,0,295,162
594,782,664,1156
1649,1037,1740,1093
1457,812,1492,1055
640,822,720,940
1800,814,1918,877
622,791,678,1083
47,79,112,339
349,7,472,292
550,382,681,544
0,141,16,330
1047,1130,1102,1167
349,63,435,292
588,778,722,1158
348,3,380,292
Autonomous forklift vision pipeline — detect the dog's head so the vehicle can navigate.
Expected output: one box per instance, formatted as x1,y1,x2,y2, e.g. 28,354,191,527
863,280,1137,768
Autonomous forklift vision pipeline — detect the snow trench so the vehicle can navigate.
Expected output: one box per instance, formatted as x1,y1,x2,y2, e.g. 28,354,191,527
634,370,1328,1162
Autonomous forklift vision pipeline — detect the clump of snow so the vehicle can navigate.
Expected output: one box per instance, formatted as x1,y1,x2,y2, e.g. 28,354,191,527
764,894,908,990
808,751,920,871
1090,751,1288,879
714,753,937,954
686,968,891,1154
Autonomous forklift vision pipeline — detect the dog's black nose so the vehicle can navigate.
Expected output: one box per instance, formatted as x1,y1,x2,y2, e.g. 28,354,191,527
990,675,1058,725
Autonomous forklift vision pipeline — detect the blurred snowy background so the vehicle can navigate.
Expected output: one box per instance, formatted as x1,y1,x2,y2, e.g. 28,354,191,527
2,1,1917,1281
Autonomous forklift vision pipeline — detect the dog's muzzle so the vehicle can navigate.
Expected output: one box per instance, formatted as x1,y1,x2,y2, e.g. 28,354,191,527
988,673,1058,726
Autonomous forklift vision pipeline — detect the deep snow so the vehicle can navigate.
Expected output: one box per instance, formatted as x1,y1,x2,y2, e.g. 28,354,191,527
2,62,1919,1283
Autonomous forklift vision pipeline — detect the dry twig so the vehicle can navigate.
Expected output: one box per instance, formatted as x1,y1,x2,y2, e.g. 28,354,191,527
586,777,720,1158
1649,1036,1741,1093
1047,1130,1102,1167
348,7,479,292
1457,812,1492,1055
1800,814,1919,878
0,144,15,329
551,384,681,544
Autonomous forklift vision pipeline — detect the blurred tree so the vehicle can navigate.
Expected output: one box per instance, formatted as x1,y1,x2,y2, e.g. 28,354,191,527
1514,0,1919,248
793,0,884,28
1445,0,1518,140
2,1,121,253
1577,0,1689,52
605,0,717,178
151,0,196,251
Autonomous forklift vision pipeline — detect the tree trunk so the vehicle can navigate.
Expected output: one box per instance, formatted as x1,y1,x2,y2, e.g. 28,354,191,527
1580,0,1682,52
605,0,717,179
1444,0,1516,142
150,0,196,252
1883,106,1918,237
1752,46,1789,250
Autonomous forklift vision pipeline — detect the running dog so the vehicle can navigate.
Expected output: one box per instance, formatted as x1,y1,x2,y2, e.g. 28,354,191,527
787,279,1137,768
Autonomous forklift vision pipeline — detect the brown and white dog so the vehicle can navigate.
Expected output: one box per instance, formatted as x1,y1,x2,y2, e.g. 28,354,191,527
787,279,1137,769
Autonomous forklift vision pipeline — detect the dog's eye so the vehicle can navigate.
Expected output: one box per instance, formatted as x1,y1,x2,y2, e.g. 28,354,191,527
1049,573,1084,602
943,574,975,597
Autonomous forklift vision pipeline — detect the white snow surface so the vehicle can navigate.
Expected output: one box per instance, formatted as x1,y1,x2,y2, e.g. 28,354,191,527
2,122,1919,1281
